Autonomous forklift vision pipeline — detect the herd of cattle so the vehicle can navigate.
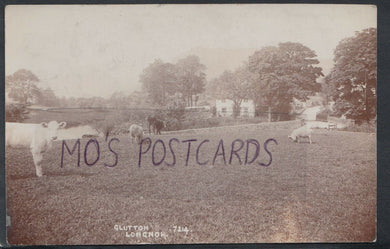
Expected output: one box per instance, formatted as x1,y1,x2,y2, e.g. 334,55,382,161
6,115,312,177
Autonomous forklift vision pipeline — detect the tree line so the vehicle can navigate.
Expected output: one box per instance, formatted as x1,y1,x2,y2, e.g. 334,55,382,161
209,42,323,120
6,28,376,125
325,28,377,123
5,69,151,109
139,55,206,107
207,28,376,123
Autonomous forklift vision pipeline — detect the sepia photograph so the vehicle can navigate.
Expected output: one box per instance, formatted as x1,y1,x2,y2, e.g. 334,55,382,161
5,4,376,245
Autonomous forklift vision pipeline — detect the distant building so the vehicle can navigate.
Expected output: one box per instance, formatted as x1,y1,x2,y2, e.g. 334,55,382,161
215,99,255,118
300,106,323,121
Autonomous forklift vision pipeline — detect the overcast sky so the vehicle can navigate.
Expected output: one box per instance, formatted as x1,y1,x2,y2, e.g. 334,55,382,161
5,4,376,98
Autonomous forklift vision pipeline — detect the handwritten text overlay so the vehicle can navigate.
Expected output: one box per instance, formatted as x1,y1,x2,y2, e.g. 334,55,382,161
60,134,278,169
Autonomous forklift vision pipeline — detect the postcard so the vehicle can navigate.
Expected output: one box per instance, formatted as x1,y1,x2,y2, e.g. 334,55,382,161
4,4,376,245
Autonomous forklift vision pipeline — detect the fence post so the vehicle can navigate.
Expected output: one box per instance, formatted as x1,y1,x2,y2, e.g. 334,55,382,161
268,107,271,122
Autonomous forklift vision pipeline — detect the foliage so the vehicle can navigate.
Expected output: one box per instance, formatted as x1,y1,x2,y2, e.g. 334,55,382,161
5,104,29,122
325,28,377,124
139,59,177,105
209,66,254,118
175,55,207,107
167,105,186,122
95,119,116,135
108,92,132,109
315,109,329,122
6,69,40,104
340,121,376,133
36,88,60,107
248,42,323,120
140,56,206,107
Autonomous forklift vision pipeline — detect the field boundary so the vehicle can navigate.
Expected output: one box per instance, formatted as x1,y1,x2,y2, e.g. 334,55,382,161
161,120,301,135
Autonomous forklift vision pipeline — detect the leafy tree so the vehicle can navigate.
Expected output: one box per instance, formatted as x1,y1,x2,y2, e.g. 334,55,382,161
6,69,40,104
140,59,177,105
108,92,130,108
325,28,377,124
175,55,206,107
209,66,253,118
36,87,60,107
248,42,323,120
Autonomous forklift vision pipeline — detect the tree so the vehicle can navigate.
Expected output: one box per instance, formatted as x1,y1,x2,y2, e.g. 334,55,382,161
325,28,377,124
209,66,253,118
6,69,40,104
36,87,60,107
108,92,131,108
140,59,177,105
88,96,107,108
175,55,206,107
248,42,323,121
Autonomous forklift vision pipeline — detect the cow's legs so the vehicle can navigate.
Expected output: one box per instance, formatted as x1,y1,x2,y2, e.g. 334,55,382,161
32,152,43,177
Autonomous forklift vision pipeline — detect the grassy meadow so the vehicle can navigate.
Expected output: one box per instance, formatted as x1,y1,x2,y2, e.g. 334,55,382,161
5,119,376,245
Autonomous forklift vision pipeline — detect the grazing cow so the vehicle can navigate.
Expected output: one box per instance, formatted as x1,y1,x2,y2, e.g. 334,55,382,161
147,115,166,135
153,119,166,135
129,124,144,144
6,121,67,177
288,125,313,144
147,115,157,134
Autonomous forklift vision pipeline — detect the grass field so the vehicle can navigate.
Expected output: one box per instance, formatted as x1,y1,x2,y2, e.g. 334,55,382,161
6,121,376,245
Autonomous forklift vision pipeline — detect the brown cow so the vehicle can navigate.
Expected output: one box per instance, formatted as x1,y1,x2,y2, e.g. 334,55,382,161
147,115,165,135
154,119,166,135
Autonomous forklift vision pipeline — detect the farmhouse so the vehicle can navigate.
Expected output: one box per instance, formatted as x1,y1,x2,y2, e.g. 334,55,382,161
300,106,322,121
215,99,255,118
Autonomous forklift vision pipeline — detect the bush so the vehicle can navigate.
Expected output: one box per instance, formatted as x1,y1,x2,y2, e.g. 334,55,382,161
340,121,376,133
316,109,329,122
167,106,185,121
166,118,182,131
6,104,28,122
94,119,116,136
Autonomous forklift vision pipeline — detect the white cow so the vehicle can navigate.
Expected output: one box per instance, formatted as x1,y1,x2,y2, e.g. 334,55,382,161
6,121,67,177
288,125,313,144
129,124,144,144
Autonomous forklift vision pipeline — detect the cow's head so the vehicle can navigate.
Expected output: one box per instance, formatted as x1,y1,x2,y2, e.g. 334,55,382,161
41,121,67,141
288,135,297,142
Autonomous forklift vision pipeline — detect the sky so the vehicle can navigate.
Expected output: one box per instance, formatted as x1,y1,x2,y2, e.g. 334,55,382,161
5,4,376,98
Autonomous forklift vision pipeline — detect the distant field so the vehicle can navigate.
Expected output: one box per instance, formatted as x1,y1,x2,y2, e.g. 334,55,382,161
6,121,376,244
23,107,269,134
24,108,151,128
